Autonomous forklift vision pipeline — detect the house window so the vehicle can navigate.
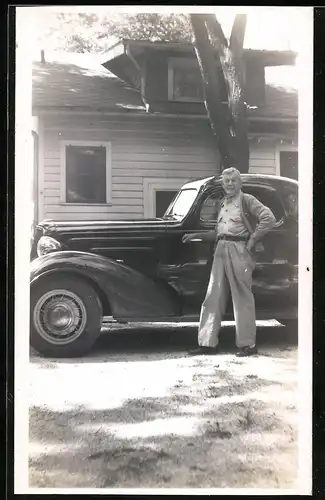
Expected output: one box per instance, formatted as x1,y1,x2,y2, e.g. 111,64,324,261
279,150,298,180
155,190,178,218
61,141,111,204
168,57,203,102
143,178,188,218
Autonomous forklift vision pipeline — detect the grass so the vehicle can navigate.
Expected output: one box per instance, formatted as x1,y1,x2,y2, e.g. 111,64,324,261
28,336,298,490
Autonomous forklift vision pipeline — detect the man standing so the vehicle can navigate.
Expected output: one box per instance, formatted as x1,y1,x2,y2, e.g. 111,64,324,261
183,168,276,357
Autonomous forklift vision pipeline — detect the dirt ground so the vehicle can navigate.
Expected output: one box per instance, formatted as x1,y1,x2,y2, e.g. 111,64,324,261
28,323,298,490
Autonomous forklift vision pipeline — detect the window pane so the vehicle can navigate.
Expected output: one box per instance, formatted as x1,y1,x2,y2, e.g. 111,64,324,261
280,151,298,180
155,190,178,218
241,187,284,221
200,191,223,222
165,188,198,219
283,188,298,219
66,145,106,203
173,67,203,100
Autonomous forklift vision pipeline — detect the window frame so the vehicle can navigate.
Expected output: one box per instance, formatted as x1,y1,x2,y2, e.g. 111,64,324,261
199,187,224,229
241,184,286,223
275,144,298,178
199,184,286,229
167,57,203,103
60,140,112,205
143,178,187,218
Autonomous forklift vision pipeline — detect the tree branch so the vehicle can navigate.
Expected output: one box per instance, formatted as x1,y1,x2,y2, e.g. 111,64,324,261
203,14,228,51
229,14,247,54
190,14,233,169
190,13,249,172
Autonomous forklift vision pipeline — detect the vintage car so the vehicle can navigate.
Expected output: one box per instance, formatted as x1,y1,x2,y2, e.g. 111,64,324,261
30,174,298,357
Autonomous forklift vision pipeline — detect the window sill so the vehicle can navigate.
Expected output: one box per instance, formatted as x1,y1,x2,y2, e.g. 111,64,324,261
60,202,113,207
169,98,203,103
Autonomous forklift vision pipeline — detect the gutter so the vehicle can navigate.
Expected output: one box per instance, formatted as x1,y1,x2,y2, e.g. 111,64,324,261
32,107,297,124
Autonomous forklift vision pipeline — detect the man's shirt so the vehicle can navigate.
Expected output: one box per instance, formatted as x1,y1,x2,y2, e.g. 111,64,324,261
217,193,249,237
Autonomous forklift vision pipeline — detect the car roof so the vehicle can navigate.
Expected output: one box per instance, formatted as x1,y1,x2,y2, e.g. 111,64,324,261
181,173,298,191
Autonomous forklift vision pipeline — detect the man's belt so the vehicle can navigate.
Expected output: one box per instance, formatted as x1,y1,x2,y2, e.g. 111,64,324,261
217,234,249,242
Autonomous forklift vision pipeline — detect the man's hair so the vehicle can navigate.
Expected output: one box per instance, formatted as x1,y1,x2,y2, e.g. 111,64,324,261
221,167,242,179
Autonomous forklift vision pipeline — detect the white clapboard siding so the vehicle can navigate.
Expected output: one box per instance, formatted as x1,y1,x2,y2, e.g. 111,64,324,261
41,114,220,221
112,169,215,178
41,114,280,221
45,204,144,213
44,196,142,206
45,212,144,221
112,183,143,191
112,191,143,198
249,143,276,176
43,188,60,197
112,177,143,185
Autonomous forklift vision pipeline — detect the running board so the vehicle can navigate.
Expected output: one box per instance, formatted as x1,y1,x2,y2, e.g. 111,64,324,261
101,318,287,328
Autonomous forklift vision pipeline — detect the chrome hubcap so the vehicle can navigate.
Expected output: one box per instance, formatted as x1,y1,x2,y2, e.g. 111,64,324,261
34,289,87,345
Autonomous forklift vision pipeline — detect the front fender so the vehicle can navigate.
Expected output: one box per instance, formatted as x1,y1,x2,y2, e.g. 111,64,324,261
30,251,179,319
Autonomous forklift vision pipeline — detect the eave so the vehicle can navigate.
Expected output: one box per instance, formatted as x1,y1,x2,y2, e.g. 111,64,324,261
32,105,298,124
101,39,297,86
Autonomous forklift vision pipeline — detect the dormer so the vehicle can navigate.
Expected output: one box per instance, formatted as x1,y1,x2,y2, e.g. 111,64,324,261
101,39,297,116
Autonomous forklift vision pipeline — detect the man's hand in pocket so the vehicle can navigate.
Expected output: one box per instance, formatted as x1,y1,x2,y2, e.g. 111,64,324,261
246,239,255,254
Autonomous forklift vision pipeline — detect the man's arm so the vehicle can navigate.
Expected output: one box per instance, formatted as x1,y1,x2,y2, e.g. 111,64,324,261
245,194,276,250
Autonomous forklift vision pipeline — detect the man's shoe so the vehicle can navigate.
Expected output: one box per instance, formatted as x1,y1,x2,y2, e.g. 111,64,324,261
188,346,219,356
236,345,258,357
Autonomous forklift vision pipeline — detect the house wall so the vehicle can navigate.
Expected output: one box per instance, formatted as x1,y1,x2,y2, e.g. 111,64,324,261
40,113,297,221
41,114,220,221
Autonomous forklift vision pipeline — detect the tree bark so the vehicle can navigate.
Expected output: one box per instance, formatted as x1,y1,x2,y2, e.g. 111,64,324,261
190,13,249,173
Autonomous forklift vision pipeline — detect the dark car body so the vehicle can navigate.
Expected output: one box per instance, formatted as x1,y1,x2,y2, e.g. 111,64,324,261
30,174,298,323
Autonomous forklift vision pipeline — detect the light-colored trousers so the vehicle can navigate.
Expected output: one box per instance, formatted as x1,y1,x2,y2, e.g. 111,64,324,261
198,240,256,348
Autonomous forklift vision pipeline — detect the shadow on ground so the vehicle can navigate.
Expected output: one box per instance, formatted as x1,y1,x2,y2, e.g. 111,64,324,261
29,364,296,488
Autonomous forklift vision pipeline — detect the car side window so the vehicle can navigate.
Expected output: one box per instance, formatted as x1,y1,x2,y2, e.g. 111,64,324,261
199,190,224,226
283,189,298,220
241,186,285,222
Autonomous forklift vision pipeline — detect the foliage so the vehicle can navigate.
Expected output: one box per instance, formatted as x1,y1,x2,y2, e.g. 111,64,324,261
35,11,193,53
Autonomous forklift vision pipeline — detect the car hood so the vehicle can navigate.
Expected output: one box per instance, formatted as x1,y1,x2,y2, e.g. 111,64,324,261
37,217,170,235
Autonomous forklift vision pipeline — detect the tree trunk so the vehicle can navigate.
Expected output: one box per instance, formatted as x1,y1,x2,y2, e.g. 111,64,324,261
190,13,249,173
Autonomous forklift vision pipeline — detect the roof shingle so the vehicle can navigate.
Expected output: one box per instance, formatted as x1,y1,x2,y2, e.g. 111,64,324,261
32,53,145,112
32,52,297,119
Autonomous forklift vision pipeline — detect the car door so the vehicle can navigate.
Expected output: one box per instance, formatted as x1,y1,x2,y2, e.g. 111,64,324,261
164,185,224,317
156,185,215,318
240,183,298,314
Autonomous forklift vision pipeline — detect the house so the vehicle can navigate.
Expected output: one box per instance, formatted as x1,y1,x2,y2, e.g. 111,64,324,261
32,40,298,223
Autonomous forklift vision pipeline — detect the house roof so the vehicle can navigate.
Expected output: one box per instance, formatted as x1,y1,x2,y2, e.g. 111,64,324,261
256,83,297,119
32,52,146,112
102,39,297,66
32,51,297,120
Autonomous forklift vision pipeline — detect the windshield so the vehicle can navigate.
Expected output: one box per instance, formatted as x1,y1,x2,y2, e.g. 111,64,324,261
163,188,198,219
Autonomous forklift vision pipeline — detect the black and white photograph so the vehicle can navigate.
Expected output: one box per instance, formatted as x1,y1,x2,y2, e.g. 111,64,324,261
14,5,312,494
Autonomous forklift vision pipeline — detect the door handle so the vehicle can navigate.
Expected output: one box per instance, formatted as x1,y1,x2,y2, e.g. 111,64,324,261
182,233,203,244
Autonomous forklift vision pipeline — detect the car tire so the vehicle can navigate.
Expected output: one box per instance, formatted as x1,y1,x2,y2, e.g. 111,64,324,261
30,275,103,358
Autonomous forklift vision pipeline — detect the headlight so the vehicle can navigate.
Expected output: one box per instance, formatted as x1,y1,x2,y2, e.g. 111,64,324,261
37,236,62,257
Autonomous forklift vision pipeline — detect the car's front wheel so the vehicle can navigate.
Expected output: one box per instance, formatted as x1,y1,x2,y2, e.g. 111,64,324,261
30,275,103,358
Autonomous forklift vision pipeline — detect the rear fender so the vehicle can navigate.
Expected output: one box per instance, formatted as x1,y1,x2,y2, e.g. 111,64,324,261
30,251,179,319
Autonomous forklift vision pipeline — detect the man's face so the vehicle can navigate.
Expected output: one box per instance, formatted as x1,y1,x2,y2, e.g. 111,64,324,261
222,173,242,197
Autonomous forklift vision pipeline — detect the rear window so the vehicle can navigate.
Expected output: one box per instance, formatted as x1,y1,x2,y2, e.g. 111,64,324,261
241,186,284,221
